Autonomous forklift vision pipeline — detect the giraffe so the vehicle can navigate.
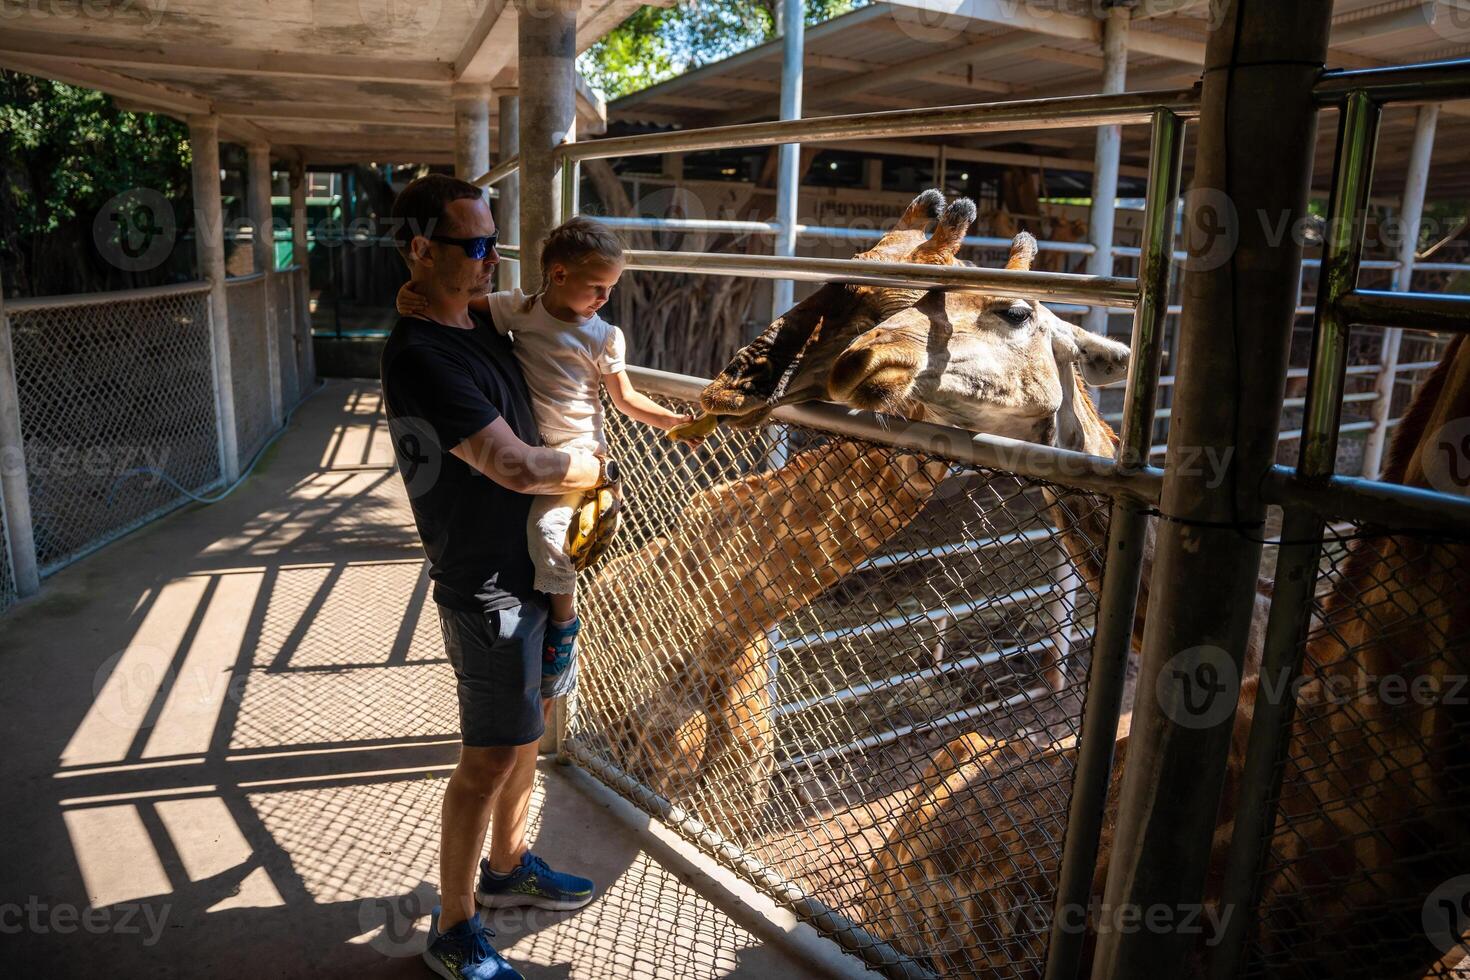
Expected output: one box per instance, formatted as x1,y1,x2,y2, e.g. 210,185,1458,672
576,190,974,835
855,330,1470,978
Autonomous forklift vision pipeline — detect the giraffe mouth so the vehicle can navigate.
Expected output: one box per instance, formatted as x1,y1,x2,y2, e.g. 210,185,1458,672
828,344,921,413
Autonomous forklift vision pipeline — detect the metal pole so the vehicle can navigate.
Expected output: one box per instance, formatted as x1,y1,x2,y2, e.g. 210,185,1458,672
516,0,579,293
454,84,493,196
247,141,283,427
1083,2,1131,337
0,278,40,597
498,92,521,291
1091,4,1333,976
1362,103,1438,478
189,115,240,484
289,160,314,387
771,0,804,317
1044,107,1185,980
1207,89,1381,980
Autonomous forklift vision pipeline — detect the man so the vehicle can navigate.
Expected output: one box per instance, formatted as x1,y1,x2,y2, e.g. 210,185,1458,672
380,174,614,980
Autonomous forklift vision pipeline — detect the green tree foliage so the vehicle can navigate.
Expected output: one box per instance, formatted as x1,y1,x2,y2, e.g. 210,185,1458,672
1,70,193,295
580,0,866,99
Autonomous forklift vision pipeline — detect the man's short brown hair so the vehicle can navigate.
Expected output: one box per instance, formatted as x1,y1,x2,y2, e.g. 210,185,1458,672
540,216,624,272
391,173,485,262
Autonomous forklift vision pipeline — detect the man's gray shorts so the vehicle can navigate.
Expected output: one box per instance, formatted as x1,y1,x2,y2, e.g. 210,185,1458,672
436,598,553,747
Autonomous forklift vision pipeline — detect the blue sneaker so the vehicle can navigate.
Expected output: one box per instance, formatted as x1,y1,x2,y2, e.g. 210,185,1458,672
422,907,523,980
476,852,595,911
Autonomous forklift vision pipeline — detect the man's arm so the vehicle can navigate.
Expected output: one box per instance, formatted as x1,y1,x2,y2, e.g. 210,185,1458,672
450,417,602,494
603,370,690,431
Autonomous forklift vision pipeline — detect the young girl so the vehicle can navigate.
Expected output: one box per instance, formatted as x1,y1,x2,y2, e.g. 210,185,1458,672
398,216,695,691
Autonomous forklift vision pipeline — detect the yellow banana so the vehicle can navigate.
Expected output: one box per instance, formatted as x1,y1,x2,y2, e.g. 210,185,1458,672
667,412,719,442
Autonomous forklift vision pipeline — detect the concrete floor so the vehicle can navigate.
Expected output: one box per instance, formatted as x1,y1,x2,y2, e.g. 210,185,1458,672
0,381,821,979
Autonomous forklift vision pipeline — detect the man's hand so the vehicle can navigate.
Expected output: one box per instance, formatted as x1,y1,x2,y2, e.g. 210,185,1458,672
450,418,602,494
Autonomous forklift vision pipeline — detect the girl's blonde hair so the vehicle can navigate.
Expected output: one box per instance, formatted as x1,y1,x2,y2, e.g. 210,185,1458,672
540,216,625,271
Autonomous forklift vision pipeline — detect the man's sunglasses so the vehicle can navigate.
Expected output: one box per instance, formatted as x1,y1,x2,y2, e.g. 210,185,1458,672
429,233,498,260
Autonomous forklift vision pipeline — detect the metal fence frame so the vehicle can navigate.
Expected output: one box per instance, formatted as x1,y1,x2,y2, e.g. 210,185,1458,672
0,266,317,615
477,57,1470,978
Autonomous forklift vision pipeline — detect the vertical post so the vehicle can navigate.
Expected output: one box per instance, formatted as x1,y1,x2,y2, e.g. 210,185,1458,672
0,279,41,597
1206,90,1381,980
498,92,521,291
517,0,580,293
1044,108,1185,980
771,0,804,317
289,160,314,386
1083,2,1131,338
454,84,493,193
1362,103,1438,479
1091,4,1332,977
190,115,240,484
247,141,283,426
518,0,579,756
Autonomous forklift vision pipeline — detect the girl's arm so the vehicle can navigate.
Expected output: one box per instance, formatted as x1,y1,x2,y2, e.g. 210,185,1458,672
395,281,493,317
603,370,696,433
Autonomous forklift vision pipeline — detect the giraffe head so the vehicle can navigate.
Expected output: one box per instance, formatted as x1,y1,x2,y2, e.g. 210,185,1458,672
698,189,972,428
827,232,1130,449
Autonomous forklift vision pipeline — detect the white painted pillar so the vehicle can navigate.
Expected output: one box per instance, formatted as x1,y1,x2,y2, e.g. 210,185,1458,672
771,0,804,318
0,278,40,596
454,84,493,191
1083,4,1131,337
1363,103,1439,479
498,92,521,292
189,115,240,484
247,141,283,426
289,160,315,385
517,0,580,294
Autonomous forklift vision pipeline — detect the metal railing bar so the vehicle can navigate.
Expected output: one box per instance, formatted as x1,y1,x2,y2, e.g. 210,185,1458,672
1339,288,1470,334
595,216,1101,254
1263,464,1470,533
852,527,1055,573
559,88,1203,163
564,742,937,979
776,687,1047,772
773,639,1036,718
1315,58,1470,106
772,583,1055,654
617,249,1138,306
225,272,267,287
628,365,1164,503
5,280,211,313
472,154,519,189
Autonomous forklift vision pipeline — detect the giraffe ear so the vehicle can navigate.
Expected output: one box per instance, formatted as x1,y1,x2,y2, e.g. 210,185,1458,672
1052,317,1131,386
1006,232,1038,271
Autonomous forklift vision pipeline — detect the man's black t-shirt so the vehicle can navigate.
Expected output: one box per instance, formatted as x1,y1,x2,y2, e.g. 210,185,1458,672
380,310,544,613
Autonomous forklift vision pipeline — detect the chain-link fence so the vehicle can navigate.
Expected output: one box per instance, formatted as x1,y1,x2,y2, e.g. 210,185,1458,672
5,285,221,575
226,274,276,467
570,391,1113,977
1241,520,1470,979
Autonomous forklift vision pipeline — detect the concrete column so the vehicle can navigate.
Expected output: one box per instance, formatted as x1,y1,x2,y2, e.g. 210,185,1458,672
189,115,240,484
498,92,521,291
247,141,283,426
517,0,580,294
0,278,40,597
454,84,493,190
1091,3,1333,975
1083,3,1131,336
771,0,804,317
1363,103,1439,478
661,152,684,180
289,161,309,269
864,158,883,192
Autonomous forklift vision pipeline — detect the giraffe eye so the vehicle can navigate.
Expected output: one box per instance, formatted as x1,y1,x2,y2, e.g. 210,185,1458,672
997,303,1032,327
